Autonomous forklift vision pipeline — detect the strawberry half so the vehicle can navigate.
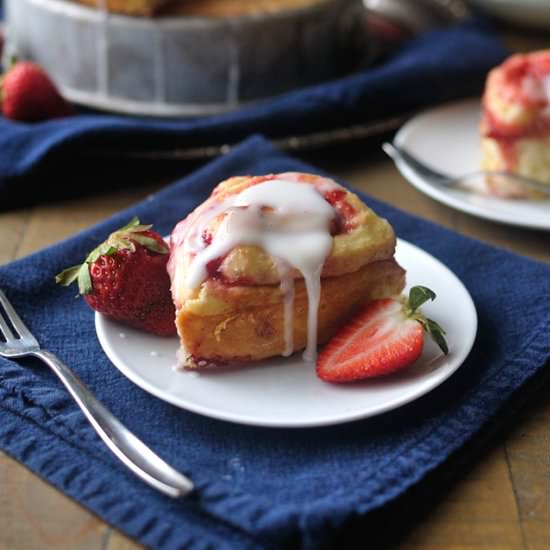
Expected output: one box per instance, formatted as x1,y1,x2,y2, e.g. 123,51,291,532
316,286,448,383
56,217,177,337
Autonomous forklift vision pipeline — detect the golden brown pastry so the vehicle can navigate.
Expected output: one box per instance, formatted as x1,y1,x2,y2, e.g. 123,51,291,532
481,50,550,198
162,0,326,17
168,173,405,366
72,0,172,16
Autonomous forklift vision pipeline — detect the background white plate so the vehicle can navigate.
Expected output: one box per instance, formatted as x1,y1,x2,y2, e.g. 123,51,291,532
393,98,550,231
96,239,477,428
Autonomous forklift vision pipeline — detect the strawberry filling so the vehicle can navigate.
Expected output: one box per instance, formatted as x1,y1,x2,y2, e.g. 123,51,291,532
323,189,357,233
483,106,550,141
174,175,352,293
206,255,225,279
483,51,550,142
204,253,253,285
201,229,213,246
195,188,350,284
482,52,550,172
495,52,550,108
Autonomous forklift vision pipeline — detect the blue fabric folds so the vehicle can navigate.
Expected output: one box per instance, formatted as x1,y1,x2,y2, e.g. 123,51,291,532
0,135,549,550
0,18,507,207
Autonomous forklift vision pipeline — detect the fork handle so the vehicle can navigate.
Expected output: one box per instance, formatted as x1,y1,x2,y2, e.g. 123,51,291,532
33,350,194,498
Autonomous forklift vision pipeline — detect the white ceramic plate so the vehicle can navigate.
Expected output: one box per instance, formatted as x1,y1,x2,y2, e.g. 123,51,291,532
393,98,550,231
467,0,550,30
95,239,477,428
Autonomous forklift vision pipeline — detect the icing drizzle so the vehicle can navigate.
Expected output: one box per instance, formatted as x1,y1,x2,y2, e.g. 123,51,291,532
179,177,337,360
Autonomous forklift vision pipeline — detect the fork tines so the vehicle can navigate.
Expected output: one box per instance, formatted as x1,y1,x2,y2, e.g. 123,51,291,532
0,289,36,344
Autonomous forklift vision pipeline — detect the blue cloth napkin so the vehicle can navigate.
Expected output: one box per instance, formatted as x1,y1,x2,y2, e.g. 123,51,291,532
0,18,507,208
1,135,549,549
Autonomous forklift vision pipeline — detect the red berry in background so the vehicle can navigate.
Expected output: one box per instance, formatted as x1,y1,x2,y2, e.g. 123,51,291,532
1,61,74,122
56,218,177,337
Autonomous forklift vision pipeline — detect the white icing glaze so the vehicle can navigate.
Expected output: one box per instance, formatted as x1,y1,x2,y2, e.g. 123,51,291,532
273,258,295,356
521,74,550,117
542,75,550,118
176,177,338,360
521,75,544,102
543,75,550,101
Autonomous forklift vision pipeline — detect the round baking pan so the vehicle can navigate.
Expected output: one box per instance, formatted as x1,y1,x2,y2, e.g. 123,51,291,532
5,0,359,117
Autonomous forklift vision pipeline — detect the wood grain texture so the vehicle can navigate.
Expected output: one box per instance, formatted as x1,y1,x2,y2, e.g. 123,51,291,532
0,451,108,550
105,530,144,550
0,210,31,264
505,388,550,550
395,446,524,549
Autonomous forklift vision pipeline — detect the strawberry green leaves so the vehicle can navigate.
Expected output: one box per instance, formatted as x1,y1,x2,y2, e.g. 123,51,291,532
407,285,436,312
105,217,169,255
55,264,82,287
55,217,176,336
422,317,449,355
55,218,168,295
403,285,448,355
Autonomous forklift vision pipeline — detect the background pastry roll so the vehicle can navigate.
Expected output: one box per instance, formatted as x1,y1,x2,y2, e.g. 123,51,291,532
481,50,550,197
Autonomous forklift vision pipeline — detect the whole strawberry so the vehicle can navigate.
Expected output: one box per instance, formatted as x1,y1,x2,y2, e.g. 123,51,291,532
1,61,74,122
317,286,448,383
56,218,177,337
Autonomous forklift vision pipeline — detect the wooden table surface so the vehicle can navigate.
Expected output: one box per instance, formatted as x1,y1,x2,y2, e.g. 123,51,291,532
1,28,550,550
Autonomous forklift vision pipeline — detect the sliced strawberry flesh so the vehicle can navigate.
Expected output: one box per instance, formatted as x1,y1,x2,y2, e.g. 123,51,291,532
317,298,424,382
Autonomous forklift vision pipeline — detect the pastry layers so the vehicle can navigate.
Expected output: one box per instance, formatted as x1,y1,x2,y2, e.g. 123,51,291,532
481,50,550,197
168,173,405,365
174,259,404,364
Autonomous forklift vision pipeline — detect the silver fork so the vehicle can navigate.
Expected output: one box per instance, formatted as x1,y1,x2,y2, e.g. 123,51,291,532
383,142,550,199
0,288,193,498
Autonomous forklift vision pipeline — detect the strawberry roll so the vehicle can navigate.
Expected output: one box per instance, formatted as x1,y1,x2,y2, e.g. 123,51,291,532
481,50,550,197
168,173,405,367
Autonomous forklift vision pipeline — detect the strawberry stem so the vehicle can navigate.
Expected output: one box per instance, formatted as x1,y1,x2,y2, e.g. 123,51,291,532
421,317,448,355
77,263,93,295
404,285,448,355
55,265,81,286
407,285,437,313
